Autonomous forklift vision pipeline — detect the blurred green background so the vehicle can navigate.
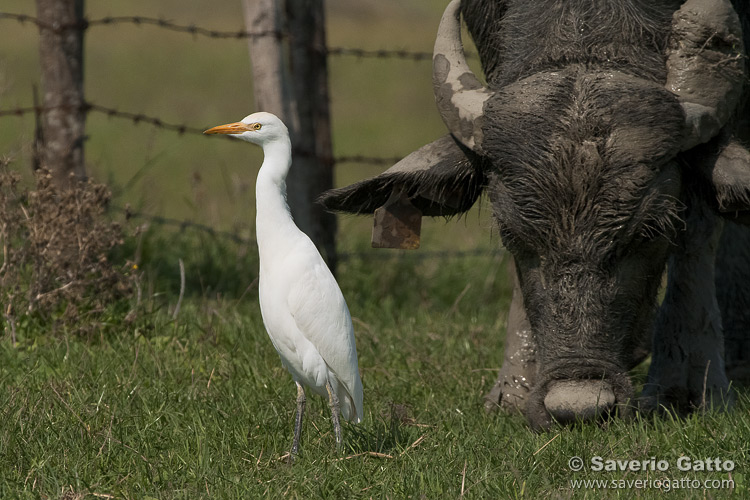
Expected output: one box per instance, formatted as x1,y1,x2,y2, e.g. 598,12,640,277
0,0,493,253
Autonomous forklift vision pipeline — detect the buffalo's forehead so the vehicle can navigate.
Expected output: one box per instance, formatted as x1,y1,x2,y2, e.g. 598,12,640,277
484,68,684,255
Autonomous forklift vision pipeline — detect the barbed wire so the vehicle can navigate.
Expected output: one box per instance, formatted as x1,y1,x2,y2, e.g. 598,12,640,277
0,102,405,166
0,12,467,61
113,205,255,245
326,47,432,62
327,47,479,61
114,203,503,261
0,12,283,39
0,102,206,134
86,16,283,40
86,102,209,135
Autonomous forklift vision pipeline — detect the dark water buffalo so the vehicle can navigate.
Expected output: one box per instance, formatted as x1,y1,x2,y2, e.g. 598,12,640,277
321,0,750,430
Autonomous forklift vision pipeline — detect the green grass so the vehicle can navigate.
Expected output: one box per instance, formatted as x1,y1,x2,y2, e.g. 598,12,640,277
1,230,748,499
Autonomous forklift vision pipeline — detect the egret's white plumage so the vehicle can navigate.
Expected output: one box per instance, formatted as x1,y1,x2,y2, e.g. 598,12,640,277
204,112,363,454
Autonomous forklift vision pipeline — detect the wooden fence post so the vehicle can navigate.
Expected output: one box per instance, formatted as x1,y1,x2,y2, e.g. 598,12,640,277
35,0,87,187
241,0,296,125
242,0,338,272
286,0,337,273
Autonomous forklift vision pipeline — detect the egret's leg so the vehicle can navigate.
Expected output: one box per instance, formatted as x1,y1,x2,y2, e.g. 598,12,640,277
325,381,342,451
291,382,305,457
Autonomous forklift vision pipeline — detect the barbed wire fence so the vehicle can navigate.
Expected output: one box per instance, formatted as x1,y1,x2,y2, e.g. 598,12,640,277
0,9,501,262
116,204,503,262
0,101,406,167
0,12,439,58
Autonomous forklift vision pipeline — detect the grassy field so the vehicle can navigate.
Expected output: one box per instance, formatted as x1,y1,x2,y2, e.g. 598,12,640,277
1,1,749,499
0,234,747,499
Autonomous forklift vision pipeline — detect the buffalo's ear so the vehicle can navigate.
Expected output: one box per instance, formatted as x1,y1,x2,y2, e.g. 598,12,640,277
318,134,487,217
666,0,745,150
712,138,750,223
694,132,750,224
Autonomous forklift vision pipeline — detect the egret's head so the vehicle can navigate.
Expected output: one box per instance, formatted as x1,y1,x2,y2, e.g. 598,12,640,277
203,111,288,146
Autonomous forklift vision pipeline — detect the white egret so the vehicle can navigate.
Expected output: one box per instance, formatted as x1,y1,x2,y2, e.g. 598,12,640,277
204,112,363,456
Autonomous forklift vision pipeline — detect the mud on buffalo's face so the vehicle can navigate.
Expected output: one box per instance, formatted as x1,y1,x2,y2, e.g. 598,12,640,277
485,70,686,428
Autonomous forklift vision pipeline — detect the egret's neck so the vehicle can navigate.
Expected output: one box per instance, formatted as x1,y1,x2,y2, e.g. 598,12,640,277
256,138,292,186
255,137,300,262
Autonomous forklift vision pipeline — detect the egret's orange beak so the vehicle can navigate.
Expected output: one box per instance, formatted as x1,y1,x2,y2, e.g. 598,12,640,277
203,122,250,135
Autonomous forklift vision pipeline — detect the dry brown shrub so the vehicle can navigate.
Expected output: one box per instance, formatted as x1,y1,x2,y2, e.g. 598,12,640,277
0,160,135,337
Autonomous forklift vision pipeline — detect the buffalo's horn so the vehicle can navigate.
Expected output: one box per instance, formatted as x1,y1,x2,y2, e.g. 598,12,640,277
666,0,746,151
432,0,493,154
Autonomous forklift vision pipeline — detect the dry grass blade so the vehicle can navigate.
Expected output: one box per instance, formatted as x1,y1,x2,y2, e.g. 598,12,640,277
701,359,711,414
533,433,560,456
398,434,427,457
172,258,185,320
448,283,471,316
50,385,91,434
207,367,215,390
460,460,467,497
334,451,394,461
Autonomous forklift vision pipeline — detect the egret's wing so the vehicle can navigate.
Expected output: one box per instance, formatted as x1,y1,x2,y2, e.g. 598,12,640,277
285,240,362,412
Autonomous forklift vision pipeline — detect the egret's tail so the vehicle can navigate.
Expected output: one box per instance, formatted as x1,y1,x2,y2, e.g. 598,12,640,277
339,382,364,423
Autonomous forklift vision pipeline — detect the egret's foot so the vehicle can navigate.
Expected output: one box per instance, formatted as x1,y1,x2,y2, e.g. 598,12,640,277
326,381,343,452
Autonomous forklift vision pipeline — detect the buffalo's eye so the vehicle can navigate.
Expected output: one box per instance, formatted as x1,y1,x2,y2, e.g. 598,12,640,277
498,225,518,249
635,211,681,247
636,223,663,243
499,225,535,257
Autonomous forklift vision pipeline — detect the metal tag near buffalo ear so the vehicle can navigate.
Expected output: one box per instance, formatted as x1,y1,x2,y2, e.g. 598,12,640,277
372,188,422,249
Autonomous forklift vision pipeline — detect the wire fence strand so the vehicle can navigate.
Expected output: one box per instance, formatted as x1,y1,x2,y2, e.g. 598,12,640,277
115,203,503,262
0,12,471,61
0,102,405,166
0,12,283,39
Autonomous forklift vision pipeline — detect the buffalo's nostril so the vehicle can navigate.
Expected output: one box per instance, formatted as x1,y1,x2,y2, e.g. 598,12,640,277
544,380,616,423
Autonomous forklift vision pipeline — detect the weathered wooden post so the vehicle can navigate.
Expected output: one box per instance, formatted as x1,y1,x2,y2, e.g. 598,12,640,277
35,0,87,187
242,0,338,272
241,0,295,123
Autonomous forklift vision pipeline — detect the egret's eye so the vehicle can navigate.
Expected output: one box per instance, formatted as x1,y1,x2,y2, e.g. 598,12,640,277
251,123,262,131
